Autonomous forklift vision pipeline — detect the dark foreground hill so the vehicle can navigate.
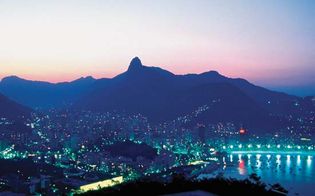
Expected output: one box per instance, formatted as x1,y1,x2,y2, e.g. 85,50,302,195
78,173,288,196
0,93,30,121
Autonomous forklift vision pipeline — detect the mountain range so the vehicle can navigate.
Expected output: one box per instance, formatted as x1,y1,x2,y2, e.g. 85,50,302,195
1,57,313,132
0,75,95,109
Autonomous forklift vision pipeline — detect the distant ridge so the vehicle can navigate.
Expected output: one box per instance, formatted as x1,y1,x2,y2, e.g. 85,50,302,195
0,75,97,109
0,57,312,133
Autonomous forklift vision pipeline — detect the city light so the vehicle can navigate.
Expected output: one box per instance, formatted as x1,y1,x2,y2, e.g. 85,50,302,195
307,155,312,167
79,176,124,193
0,2,314,195
297,155,301,164
188,160,209,166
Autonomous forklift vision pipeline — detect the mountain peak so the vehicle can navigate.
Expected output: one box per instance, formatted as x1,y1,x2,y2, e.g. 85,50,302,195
128,57,143,71
1,75,24,83
76,76,95,81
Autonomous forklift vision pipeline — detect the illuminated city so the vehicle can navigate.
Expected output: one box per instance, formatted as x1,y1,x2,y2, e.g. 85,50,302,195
0,103,314,195
1,0,315,195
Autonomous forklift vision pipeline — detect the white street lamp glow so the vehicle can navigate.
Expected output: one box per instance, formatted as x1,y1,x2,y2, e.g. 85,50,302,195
297,155,301,163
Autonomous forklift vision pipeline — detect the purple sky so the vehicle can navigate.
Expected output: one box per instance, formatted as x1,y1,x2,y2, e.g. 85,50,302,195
0,0,314,95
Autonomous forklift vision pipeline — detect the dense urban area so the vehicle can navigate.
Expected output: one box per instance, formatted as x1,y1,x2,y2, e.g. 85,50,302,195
1,98,314,194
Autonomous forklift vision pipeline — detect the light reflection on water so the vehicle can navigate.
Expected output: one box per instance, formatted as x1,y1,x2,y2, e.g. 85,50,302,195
220,154,314,196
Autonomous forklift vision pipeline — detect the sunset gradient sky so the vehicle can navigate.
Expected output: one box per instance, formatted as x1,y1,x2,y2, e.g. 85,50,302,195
0,0,314,94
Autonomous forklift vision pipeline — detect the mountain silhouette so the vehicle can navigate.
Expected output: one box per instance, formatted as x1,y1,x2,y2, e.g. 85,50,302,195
74,57,308,132
0,93,31,120
128,56,143,71
0,57,310,132
0,75,96,109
